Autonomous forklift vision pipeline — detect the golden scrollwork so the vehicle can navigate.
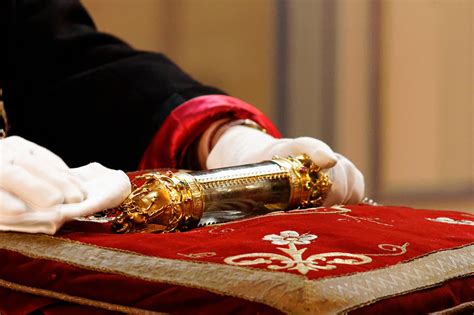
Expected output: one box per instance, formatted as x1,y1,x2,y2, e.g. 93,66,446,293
177,252,217,258
426,217,474,226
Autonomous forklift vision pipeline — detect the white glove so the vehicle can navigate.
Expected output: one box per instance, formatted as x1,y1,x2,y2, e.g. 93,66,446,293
0,136,131,234
206,125,364,205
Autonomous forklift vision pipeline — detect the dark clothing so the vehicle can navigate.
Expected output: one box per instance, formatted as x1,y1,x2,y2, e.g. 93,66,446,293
0,0,224,171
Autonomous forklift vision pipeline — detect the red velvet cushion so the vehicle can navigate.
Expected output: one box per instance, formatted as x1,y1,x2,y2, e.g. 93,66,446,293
0,203,473,314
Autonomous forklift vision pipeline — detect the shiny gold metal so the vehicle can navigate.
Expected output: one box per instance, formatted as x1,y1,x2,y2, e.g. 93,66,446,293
112,154,331,233
112,172,204,233
272,154,332,208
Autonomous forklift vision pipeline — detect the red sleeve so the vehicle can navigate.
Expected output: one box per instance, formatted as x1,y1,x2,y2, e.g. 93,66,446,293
139,95,281,169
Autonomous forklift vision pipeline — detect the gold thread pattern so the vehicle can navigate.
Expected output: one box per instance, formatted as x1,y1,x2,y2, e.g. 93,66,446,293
0,233,472,314
177,252,217,258
224,231,407,275
427,217,474,226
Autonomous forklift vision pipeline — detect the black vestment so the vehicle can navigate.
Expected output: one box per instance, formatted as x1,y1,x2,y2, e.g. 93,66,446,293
0,0,224,171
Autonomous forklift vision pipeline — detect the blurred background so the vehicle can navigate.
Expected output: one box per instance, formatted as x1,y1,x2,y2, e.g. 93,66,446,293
82,0,473,212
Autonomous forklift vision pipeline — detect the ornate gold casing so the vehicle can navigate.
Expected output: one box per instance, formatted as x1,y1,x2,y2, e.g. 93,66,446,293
272,155,332,209
112,172,204,233
112,154,331,233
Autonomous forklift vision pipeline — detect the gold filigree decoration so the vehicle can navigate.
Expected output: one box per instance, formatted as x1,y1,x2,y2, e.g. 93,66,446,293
208,227,235,234
266,205,352,217
0,232,470,315
427,217,474,226
363,243,409,256
224,231,408,275
336,215,394,227
177,252,217,258
330,205,394,227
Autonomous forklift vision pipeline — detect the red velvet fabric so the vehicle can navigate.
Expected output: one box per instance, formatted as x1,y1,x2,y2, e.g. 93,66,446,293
350,276,474,315
139,95,281,169
0,203,473,314
59,206,473,278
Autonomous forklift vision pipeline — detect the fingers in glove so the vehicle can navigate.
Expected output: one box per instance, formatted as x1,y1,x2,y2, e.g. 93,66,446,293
265,137,337,169
323,161,348,206
322,153,365,206
1,136,69,169
264,139,294,158
60,163,131,219
0,189,28,215
0,163,64,208
0,209,63,234
336,153,365,204
292,137,337,168
13,156,86,204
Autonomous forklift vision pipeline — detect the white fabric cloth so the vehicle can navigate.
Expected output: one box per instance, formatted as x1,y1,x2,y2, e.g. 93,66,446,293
207,125,365,205
0,136,131,234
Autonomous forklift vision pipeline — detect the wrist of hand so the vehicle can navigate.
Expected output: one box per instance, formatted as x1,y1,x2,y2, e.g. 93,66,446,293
197,119,267,169
207,124,338,170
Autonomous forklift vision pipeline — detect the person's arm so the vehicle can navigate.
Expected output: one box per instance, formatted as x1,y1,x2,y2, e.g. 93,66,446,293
0,1,365,216
1,0,225,171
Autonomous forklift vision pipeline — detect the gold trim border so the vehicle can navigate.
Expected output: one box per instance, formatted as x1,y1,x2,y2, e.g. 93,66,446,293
0,232,473,314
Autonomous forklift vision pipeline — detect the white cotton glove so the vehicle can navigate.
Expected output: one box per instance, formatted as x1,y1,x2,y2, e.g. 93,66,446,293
206,126,364,205
0,136,131,234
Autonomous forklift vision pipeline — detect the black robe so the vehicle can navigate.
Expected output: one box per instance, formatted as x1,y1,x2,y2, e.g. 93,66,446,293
0,0,224,171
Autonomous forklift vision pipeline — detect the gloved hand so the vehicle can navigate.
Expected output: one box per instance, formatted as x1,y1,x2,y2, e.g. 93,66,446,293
206,125,364,205
0,136,131,234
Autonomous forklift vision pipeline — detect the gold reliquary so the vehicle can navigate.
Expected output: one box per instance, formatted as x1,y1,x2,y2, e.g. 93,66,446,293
112,154,331,233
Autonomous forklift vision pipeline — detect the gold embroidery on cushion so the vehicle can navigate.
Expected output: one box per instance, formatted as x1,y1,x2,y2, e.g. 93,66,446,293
200,205,392,230
336,214,394,226
362,243,409,256
177,252,217,258
0,232,307,314
0,234,472,315
224,231,407,275
317,244,474,314
427,217,474,226
208,226,235,234
266,205,352,216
